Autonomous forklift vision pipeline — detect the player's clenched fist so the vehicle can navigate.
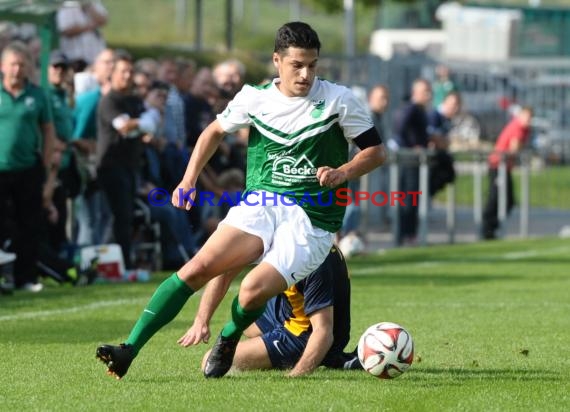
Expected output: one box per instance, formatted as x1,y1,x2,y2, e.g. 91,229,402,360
172,182,197,210
317,166,347,188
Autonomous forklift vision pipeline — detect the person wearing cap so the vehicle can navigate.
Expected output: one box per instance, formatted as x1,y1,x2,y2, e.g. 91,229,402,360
0,41,57,292
47,50,74,175
43,50,78,258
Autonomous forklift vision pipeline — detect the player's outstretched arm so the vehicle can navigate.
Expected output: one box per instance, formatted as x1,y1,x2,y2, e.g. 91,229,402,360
178,269,241,347
172,120,226,210
287,307,334,377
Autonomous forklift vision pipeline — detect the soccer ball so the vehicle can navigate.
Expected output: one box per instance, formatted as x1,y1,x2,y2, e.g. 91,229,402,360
357,322,414,379
338,232,365,258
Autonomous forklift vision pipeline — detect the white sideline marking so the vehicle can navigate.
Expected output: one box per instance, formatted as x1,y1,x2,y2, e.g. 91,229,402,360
0,284,240,322
502,250,539,259
0,298,145,322
502,245,570,260
350,245,570,274
351,264,448,275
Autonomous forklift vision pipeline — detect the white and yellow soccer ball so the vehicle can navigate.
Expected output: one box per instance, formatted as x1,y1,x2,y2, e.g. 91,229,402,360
357,322,414,379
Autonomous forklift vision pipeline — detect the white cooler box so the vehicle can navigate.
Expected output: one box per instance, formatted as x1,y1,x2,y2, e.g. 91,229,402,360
80,244,126,280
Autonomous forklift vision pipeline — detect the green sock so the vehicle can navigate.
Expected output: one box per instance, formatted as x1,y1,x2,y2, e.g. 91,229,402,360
126,273,194,355
221,295,266,340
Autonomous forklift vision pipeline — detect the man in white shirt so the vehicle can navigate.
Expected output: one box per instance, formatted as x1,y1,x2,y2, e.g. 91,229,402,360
56,0,108,70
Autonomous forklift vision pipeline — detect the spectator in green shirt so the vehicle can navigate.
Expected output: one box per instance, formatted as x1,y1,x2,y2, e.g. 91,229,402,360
0,41,57,292
432,64,457,108
45,50,77,255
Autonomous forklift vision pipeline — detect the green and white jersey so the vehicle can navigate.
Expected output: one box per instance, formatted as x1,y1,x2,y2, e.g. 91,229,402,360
217,77,374,233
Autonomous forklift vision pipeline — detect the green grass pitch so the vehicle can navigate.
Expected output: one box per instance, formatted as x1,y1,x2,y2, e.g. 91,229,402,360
1,237,569,411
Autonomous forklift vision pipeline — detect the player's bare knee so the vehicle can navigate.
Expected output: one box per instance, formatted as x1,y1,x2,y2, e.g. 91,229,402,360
237,281,266,310
178,256,214,290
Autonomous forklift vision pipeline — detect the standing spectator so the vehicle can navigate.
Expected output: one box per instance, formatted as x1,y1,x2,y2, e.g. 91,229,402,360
426,91,461,197
72,48,114,247
175,58,196,97
212,59,248,165
157,58,188,190
139,80,169,139
182,67,219,240
212,58,245,100
73,47,114,97
37,141,98,286
185,67,218,148
56,0,108,71
368,84,390,227
482,107,533,240
134,58,159,82
340,85,389,243
73,50,114,147
136,80,196,267
393,79,432,246
96,51,145,270
46,50,77,254
133,69,152,100
0,42,56,292
158,58,186,147
369,85,390,133
432,64,457,108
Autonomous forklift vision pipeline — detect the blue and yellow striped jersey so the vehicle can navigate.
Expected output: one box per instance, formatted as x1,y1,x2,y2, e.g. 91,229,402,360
267,246,351,357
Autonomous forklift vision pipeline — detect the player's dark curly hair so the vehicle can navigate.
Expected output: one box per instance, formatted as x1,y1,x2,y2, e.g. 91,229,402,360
274,22,321,55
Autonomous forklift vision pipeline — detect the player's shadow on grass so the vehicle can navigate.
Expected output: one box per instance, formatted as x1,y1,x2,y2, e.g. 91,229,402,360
0,319,136,344
410,367,563,382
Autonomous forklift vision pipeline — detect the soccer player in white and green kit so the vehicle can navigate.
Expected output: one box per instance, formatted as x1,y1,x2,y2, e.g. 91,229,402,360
96,21,386,379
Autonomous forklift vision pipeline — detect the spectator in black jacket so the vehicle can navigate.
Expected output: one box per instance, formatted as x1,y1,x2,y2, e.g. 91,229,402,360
96,51,145,270
426,91,461,197
393,79,432,246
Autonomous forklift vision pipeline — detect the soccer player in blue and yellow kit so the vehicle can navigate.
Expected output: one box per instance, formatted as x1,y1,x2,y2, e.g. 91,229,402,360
179,247,361,376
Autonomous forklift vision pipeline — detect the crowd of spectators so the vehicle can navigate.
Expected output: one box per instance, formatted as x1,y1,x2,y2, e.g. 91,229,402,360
0,6,248,293
0,4,529,293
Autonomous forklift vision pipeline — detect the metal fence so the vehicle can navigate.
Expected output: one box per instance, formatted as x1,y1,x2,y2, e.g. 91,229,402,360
317,53,570,246
356,148,570,249
320,53,570,161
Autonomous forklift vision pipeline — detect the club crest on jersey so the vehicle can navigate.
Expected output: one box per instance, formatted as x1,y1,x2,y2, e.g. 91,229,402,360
271,154,318,186
25,96,35,109
310,99,325,119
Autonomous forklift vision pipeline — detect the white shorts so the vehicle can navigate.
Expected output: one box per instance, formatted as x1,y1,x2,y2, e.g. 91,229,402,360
220,191,334,286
